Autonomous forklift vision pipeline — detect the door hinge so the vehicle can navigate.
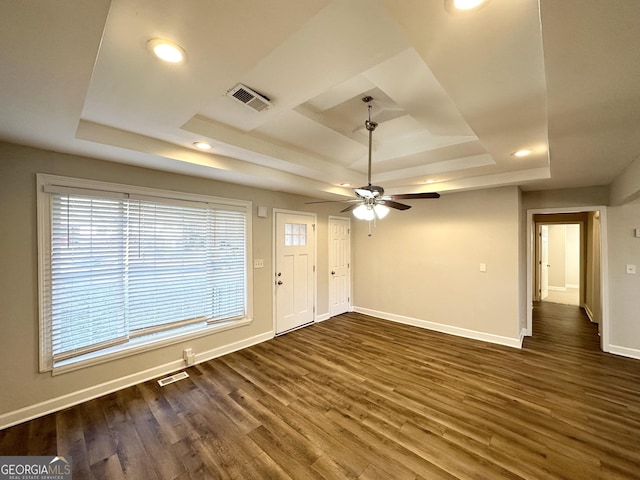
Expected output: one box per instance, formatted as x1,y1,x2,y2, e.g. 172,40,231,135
313,265,316,272
313,306,316,313
348,263,350,268
312,223,316,231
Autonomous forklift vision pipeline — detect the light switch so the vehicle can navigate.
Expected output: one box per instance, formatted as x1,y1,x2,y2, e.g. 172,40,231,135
479,263,487,273
626,264,636,274
254,259,264,269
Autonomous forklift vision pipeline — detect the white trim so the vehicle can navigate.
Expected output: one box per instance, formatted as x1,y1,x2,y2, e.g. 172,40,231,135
0,331,273,430
51,318,254,375
328,215,352,317
526,206,609,352
547,286,566,291
608,344,640,360
353,306,522,349
315,312,331,322
566,284,580,289
37,173,252,209
36,173,254,372
519,328,528,344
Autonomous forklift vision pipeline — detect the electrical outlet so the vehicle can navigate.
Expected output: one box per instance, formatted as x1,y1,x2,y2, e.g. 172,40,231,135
254,259,264,268
626,264,636,275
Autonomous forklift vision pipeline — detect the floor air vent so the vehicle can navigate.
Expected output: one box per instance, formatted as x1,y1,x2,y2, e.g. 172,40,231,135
157,371,189,387
227,84,271,112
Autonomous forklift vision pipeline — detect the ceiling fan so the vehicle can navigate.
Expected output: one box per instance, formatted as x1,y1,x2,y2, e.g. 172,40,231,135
308,96,440,221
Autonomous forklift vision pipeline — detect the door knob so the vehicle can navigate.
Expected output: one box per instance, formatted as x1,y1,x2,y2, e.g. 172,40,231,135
331,271,335,275
277,280,283,285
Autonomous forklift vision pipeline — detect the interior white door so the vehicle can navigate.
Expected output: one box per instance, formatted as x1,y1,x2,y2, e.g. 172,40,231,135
540,225,549,300
275,212,315,335
329,217,351,317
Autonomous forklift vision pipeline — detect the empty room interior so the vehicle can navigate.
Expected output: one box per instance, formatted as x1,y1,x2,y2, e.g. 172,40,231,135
1,1,640,478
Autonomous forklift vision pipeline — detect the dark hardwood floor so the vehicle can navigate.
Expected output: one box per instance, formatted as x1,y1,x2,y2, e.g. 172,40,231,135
2,303,640,479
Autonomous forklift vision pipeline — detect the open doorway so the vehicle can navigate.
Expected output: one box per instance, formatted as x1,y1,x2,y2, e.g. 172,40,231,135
526,207,609,352
537,223,580,306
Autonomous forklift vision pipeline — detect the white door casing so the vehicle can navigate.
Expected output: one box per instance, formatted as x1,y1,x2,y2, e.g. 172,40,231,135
526,206,609,352
540,224,549,300
329,216,351,317
274,211,316,335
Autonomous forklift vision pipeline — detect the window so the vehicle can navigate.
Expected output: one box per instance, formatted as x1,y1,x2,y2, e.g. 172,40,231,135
37,174,252,373
284,223,307,246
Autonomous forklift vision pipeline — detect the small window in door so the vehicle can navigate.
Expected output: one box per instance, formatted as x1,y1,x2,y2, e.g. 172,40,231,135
285,223,307,246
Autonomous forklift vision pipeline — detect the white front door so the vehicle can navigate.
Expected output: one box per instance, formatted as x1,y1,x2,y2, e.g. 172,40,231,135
275,211,315,335
329,216,350,317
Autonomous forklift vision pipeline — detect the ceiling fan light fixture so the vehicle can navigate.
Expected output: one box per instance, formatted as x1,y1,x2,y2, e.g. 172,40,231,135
374,204,390,219
353,204,375,221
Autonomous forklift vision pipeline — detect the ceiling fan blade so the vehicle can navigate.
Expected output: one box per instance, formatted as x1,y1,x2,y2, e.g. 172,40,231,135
340,203,360,213
388,192,440,200
380,200,411,211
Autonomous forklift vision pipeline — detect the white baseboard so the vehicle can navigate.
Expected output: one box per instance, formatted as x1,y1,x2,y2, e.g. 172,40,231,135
0,331,273,430
608,344,640,360
315,312,331,322
547,286,566,291
353,306,522,349
584,305,595,323
566,284,579,289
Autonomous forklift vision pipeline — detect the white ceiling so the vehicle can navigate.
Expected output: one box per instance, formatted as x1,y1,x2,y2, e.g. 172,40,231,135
1,0,639,200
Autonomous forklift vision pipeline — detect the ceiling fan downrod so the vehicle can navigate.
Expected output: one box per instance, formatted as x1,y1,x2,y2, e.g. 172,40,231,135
363,96,378,187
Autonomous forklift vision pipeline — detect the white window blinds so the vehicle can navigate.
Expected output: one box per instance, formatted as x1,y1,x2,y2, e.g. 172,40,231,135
39,178,249,371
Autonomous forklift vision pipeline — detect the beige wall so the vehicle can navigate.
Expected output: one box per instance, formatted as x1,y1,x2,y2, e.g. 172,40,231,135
610,155,640,205
0,142,344,423
522,186,609,210
352,186,521,341
607,200,640,350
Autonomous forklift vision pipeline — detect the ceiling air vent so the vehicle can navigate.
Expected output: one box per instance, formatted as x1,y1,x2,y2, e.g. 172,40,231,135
227,84,271,112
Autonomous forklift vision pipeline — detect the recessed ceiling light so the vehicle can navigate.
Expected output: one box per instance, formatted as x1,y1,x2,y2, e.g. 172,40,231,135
512,149,532,157
193,142,212,150
340,183,351,187
425,179,436,184
446,0,488,12
147,38,186,63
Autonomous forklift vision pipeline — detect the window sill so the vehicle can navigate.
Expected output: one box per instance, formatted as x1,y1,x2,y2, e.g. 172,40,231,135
50,317,253,376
